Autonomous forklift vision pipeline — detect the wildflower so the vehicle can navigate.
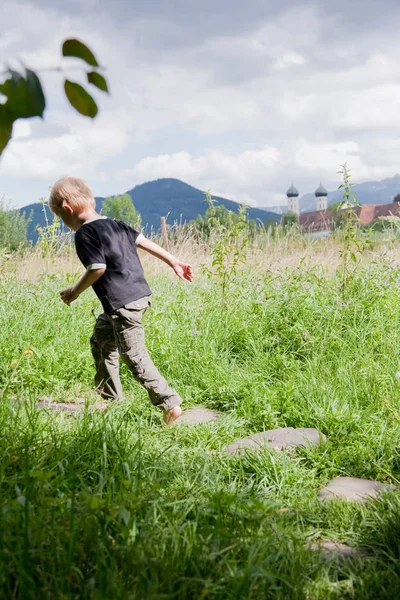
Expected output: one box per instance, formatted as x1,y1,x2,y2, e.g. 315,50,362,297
24,349,33,356
11,359,18,367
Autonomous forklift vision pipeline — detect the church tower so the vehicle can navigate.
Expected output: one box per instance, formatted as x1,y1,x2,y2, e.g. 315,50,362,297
315,183,328,211
286,182,300,215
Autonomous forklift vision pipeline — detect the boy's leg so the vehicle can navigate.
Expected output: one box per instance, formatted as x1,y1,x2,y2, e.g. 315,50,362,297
90,313,123,399
109,297,182,411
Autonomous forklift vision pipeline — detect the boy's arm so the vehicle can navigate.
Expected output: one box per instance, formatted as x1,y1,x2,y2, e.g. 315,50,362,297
137,237,193,282
60,268,105,305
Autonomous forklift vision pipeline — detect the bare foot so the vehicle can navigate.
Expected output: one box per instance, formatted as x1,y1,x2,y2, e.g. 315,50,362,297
163,405,182,426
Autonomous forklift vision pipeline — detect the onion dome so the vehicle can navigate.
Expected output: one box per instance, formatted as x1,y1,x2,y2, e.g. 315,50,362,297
315,183,328,197
286,183,299,197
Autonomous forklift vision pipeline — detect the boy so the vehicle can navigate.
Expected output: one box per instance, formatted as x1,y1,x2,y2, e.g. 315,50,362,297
49,177,193,425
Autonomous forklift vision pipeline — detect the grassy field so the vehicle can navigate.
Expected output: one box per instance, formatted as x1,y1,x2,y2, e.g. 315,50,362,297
2,238,400,599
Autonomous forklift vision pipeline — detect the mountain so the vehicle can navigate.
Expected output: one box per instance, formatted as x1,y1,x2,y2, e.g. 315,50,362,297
259,205,286,215
19,178,280,243
299,174,400,213
123,179,279,230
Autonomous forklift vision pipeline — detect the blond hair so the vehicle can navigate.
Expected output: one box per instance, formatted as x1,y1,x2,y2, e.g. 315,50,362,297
49,177,95,215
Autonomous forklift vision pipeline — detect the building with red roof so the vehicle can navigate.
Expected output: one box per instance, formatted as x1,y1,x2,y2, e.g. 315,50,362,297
299,202,400,232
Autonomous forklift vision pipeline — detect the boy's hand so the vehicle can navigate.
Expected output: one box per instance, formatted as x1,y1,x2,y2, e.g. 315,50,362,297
173,261,193,282
59,268,104,306
60,287,79,306
136,237,193,282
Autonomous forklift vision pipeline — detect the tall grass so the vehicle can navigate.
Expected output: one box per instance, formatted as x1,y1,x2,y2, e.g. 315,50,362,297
7,222,400,283
1,238,400,598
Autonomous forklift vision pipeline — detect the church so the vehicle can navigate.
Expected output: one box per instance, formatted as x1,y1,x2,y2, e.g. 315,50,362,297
286,182,328,215
286,182,400,232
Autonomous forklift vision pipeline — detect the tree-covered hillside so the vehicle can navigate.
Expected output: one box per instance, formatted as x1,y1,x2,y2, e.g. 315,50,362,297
19,178,280,243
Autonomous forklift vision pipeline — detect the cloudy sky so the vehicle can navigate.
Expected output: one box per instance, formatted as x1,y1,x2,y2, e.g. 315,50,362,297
1,0,400,209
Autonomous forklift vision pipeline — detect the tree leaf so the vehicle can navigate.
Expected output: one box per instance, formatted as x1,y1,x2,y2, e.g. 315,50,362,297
0,70,27,118
87,71,109,93
0,106,14,156
62,39,99,67
64,80,98,118
0,70,24,100
25,69,45,118
0,68,45,120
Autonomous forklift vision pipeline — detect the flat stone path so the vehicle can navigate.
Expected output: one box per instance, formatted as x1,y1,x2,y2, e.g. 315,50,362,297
37,400,84,414
319,476,396,503
223,427,326,455
174,407,221,425
36,398,109,414
311,541,365,559
36,402,219,421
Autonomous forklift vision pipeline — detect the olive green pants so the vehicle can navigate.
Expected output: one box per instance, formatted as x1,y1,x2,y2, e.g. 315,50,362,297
90,296,182,411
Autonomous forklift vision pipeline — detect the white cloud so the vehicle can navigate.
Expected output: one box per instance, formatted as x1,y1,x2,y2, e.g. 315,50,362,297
125,147,280,204
273,52,306,70
293,141,360,172
123,136,400,207
2,0,400,208
1,111,129,180
13,121,32,139
330,84,400,131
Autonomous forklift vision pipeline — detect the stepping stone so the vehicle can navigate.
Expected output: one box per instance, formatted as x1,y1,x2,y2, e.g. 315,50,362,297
319,476,396,504
223,427,326,455
37,400,84,414
311,541,366,559
174,407,221,425
37,398,109,414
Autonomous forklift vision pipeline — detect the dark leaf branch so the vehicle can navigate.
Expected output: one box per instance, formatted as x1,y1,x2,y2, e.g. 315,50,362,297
61,38,109,117
0,68,45,154
87,71,109,93
64,81,98,118
62,39,99,67
0,38,109,156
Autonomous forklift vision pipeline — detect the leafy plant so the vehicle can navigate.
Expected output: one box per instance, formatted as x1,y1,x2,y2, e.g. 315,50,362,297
337,163,368,292
102,194,141,227
369,215,400,233
0,199,30,251
36,198,72,257
0,38,109,156
201,191,249,304
280,211,298,229
193,203,243,240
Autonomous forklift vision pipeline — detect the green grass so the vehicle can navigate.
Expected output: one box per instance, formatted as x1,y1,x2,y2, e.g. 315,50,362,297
1,262,400,598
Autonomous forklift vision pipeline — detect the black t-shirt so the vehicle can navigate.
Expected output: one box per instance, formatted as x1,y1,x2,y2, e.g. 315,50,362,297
75,217,152,313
